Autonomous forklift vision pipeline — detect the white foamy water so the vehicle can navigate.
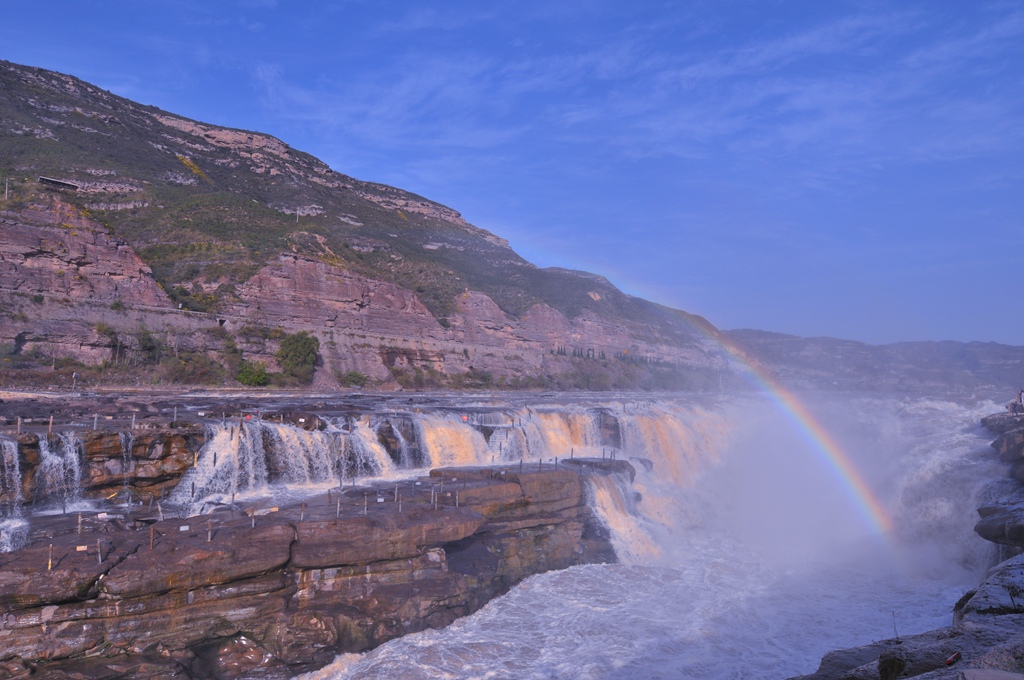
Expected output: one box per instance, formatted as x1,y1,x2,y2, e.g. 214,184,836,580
300,393,1004,679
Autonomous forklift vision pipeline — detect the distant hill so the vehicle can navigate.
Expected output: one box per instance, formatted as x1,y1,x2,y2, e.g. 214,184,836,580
727,329,1024,396
0,59,726,391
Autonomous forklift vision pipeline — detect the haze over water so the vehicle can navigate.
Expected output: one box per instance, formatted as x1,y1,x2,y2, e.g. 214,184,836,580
299,392,1003,679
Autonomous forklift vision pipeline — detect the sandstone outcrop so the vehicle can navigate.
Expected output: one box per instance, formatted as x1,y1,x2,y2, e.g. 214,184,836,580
5,427,203,509
0,204,169,308
1,58,726,391
0,417,624,678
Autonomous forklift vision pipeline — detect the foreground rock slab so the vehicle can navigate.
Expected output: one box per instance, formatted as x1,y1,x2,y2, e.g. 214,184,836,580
0,461,621,678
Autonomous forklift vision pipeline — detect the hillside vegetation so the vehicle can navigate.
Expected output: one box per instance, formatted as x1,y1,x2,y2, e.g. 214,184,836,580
0,59,723,391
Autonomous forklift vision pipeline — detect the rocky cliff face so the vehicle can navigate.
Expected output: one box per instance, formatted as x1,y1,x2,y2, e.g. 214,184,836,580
0,58,724,390
0,445,624,678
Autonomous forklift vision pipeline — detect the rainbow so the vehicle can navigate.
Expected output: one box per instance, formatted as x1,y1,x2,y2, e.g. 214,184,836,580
716,334,893,535
501,245,892,534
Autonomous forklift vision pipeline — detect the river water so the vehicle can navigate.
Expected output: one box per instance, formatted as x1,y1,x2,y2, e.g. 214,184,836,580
298,393,1005,679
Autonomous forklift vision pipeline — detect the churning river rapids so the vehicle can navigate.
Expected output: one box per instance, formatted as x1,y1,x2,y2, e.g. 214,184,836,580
295,393,1004,679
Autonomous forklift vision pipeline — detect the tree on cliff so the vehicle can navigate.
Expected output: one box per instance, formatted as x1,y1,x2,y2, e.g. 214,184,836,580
275,332,320,384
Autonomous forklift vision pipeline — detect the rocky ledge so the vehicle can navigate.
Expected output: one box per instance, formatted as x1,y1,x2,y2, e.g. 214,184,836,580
0,459,627,679
790,408,1024,680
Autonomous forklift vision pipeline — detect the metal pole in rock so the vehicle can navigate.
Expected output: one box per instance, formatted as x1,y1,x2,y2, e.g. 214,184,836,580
96,539,102,565
394,484,398,502
207,520,212,542
363,492,368,515
16,417,20,435
93,415,98,431
455,491,459,508
336,498,341,519
48,544,52,571
398,494,402,513
77,513,82,535
131,414,136,430
251,513,255,528
157,501,163,521
300,502,305,522
173,407,177,423
48,415,53,435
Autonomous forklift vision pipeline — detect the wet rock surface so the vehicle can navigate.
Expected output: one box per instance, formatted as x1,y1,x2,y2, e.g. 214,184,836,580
789,403,1024,680
0,456,620,678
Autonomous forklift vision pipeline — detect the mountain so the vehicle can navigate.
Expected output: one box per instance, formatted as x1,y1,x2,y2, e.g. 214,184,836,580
0,59,726,391
727,329,1024,395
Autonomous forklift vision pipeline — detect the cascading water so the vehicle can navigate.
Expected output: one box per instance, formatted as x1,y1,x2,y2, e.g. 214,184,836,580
0,436,22,517
300,394,1006,680
344,417,398,479
168,402,730,516
33,431,84,512
119,430,135,503
0,436,27,553
585,473,661,563
262,424,336,485
414,413,492,467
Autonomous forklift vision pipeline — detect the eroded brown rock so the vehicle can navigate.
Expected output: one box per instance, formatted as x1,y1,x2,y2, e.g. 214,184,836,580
0,462,621,678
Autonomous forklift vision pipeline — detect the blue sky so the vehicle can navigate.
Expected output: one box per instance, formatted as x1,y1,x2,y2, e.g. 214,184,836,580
3,1,1022,344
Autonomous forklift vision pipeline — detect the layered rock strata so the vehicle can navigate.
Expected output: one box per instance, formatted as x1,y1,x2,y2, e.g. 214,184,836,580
0,457,623,678
0,201,722,388
4,427,203,509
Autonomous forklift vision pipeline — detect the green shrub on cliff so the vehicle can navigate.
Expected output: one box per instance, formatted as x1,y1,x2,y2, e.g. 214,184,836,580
237,360,270,387
275,332,319,384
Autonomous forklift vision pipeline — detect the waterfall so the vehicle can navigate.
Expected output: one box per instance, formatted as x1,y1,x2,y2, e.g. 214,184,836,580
0,436,22,518
119,430,135,503
33,432,84,511
263,424,336,485
616,403,726,486
170,420,351,513
0,436,28,551
383,416,416,468
414,413,491,467
585,472,660,563
168,421,268,511
345,417,396,479
163,400,730,526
